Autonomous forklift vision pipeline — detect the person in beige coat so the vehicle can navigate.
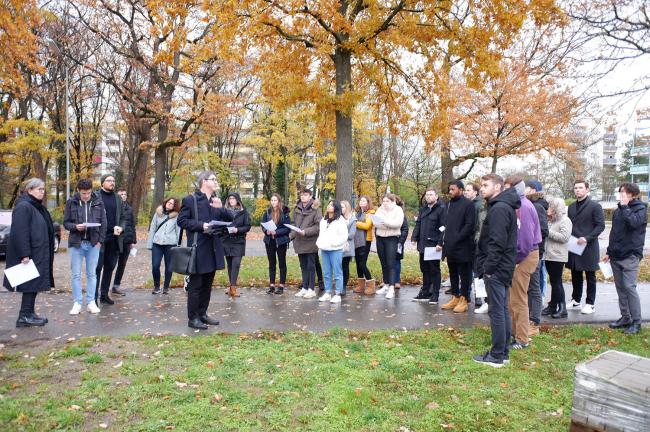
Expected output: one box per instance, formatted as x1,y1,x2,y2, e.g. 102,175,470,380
291,189,322,299
373,194,405,299
542,197,572,319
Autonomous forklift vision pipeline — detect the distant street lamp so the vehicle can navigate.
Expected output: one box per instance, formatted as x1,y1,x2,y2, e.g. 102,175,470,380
48,41,71,200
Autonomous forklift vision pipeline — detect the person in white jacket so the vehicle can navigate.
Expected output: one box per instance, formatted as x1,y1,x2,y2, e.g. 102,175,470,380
373,194,406,299
316,200,349,304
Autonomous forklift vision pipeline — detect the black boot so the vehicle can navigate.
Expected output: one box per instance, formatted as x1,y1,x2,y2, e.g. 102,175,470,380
188,318,208,329
100,295,114,305
551,302,567,318
267,286,275,294
30,312,48,324
16,315,46,327
624,322,641,334
609,317,633,329
200,314,220,326
542,303,557,316
274,286,284,295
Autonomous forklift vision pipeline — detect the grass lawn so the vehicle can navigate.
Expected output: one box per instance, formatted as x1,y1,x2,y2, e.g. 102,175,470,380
1,326,649,431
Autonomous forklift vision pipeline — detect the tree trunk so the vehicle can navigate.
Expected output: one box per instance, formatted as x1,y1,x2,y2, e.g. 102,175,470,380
440,140,454,192
152,114,169,216
491,153,498,173
334,46,353,201
127,127,152,224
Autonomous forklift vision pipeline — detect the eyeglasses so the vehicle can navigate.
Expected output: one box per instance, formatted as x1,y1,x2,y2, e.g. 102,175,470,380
207,177,217,182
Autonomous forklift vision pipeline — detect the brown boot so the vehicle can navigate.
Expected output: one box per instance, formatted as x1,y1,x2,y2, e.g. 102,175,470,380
353,278,365,294
228,285,240,297
528,321,540,337
453,296,469,313
364,279,376,295
441,296,460,310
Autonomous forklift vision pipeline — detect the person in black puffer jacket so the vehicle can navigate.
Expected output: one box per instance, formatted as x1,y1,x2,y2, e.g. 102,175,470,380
221,192,252,297
605,182,647,335
112,188,137,296
524,180,549,332
261,193,292,295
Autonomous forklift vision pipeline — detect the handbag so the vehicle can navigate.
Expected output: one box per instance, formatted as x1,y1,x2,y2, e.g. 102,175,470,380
170,195,199,275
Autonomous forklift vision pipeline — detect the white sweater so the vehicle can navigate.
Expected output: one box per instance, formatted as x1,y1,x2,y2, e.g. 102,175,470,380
316,217,349,251
374,204,404,238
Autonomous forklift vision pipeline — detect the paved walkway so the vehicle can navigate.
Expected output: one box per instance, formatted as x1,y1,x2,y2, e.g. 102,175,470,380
1,283,649,346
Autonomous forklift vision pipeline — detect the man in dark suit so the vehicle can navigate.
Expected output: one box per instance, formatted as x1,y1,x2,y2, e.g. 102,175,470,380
177,171,233,329
567,180,605,315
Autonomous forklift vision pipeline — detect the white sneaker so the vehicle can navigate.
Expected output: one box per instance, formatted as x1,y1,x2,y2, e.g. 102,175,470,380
87,301,100,314
69,302,82,315
376,286,388,295
295,288,307,297
385,286,395,299
474,303,489,314
441,279,451,287
580,304,595,314
318,293,332,302
303,289,316,299
567,300,582,310
330,295,341,304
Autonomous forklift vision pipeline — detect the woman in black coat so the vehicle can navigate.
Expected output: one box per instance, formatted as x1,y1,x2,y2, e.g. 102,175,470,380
3,178,56,327
394,196,410,289
261,193,291,295
221,192,251,297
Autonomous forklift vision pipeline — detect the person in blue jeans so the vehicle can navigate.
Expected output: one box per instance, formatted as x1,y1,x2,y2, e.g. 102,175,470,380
63,179,107,315
316,200,349,304
147,197,181,294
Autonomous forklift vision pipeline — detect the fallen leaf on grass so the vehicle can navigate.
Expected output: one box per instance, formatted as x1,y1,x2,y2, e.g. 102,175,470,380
440,423,455,430
175,381,187,388
206,361,215,368
211,394,223,404
68,405,82,411
113,361,123,369
99,423,108,429
426,401,440,409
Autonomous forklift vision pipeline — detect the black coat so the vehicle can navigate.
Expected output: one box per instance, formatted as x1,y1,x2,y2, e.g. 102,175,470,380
177,191,234,274
262,206,292,247
442,195,476,262
63,191,107,247
476,187,521,286
567,197,605,271
607,199,647,261
3,194,55,292
529,194,549,257
411,201,446,253
221,193,252,257
122,201,137,245
396,213,409,260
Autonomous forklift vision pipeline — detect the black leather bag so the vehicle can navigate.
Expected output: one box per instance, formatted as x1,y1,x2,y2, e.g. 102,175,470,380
170,195,199,275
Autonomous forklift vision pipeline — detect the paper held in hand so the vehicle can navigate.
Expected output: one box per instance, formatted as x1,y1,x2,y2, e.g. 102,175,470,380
423,247,442,261
4,259,40,288
261,220,278,232
599,261,613,279
568,236,587,256
474,278,487,298
129,248,138,257
369,214,384,225
82,222,101,227
208,220,232,227
284,223,303,233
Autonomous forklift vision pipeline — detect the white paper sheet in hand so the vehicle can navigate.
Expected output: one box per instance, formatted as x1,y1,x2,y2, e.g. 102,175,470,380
369,214,384,225
129,248,138,257
209,220,232,226
568,236,587,256
3,260,40,288
284,223,303,233
423,247,442,261
261,220,277,232
83,222,101,227
474,278,487,298
599,261,613,279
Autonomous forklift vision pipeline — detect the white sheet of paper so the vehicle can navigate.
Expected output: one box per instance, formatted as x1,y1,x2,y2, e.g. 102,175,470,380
424,247,442,261
261,220,277,232
474,278,487,298
209,220,232,226
568,236,587,256
83,222,101,227
599,261,613,279
129,248,138,257
284,223,303,233
370,214,384,225
3,260,40,288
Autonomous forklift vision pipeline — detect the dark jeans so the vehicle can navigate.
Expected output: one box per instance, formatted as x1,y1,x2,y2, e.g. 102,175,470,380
546,260,566,307
448,260,473,300
419,253,441,298
376,236,398,285
19,292,37,317
486,277,511,361
571,269,597,305
112,243,132,286
314,253,323,285
186,271,216,320
226,255,243,286
354,241,372,279
298,253,316,290
96,239,119,300
151,243,174,289
343,256,352,287
265,242,287,285
527,259,543,325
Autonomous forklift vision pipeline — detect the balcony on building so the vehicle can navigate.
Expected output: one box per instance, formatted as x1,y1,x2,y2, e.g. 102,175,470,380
631,145,650,156
631,164,649,174
603,144,617,153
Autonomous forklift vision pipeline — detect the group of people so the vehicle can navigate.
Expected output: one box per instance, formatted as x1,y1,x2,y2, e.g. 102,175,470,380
2,172,646,353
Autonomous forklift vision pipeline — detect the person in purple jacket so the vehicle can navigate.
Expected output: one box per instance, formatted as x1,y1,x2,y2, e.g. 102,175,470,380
504,176,541,350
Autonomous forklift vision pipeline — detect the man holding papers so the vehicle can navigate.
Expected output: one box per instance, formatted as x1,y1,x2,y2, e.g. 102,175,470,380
411,187,445,304
63,179,107,315
605,183,647,335
566,180,605,315
3,178,56,327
